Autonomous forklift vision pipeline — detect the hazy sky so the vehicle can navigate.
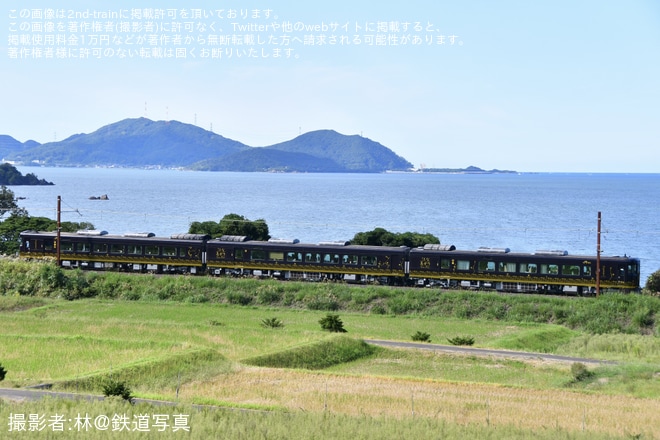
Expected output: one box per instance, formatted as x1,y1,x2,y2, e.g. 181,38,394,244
3,1,659,172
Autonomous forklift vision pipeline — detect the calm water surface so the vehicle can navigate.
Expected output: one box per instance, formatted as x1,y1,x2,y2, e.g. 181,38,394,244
12,168,660,282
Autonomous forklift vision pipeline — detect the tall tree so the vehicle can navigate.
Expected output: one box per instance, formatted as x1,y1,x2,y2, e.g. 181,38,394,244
0,186,25,219
351,227,440,247
189,213,270,241
0,213,95,255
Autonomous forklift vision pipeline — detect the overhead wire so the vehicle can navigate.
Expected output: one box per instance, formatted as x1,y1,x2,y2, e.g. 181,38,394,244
20,202,660,239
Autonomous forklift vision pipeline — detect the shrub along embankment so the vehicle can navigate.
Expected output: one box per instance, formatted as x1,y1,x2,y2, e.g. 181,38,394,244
2,259,658,336
56,348,231,394
244,336,378,370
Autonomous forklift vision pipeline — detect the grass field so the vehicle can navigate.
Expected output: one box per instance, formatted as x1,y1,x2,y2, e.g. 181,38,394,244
1,292,660,438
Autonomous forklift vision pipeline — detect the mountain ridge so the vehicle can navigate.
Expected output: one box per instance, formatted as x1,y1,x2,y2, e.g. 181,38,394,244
2,118,413,173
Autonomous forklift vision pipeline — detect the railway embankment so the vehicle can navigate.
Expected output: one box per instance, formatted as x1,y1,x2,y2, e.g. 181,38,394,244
1,259,658,336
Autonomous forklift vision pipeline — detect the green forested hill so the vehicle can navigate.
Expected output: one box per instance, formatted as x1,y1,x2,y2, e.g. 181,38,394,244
3,119,413,173
264,130,413,172
5,118,249,169
0,163,53,185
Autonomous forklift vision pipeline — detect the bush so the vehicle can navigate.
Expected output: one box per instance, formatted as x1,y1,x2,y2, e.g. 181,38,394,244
261,317,284,329
370,304,387,315
319,314,347,333
645,269,660,295
244,336,375,370
102,378,134,403
306,293,340,311
447,336,475,346
570,362,594,382
411,331,432,343
37,263,67,291
633,308,655,329
61,269,93,300
226,292,253,306
256,285,283,304
0,363,6,381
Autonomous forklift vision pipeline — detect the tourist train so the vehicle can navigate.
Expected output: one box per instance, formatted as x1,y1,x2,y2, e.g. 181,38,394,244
19,230,640,295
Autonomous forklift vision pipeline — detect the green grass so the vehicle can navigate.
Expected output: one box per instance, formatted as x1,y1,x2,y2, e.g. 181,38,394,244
0,299,570,385
0,297,658,402
58,348,234,395
558,333,660,362
327,348,575,389
2,292,660,438
2,259,659,335
488,325,579,352
244,335,377,369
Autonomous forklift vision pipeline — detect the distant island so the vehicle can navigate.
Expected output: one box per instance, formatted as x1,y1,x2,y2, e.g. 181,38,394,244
418,165,517,174
0,163,53,185
1,118,516,174
1,118,412,173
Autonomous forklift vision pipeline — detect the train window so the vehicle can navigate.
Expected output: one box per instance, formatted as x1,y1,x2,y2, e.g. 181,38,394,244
163,246,177,256
324,254,340,264
305,252,322,263
457,260,470,271
499,262,516,273
342,255,358,265
478,261,495,272
270,252,285,261
520,263,537,274
93,243,108,253
235,249,244,259
562,265,580,276
60,242,73,252
286,252,302,262
44,239,54,251
629,263,638,275
76,243,90,252
251,249,266,261
24,239,40,250
440,259,451,269
361,255,377,266
110,244,124,254
583,265,592,276
540,264,559,275
145,246,159,255
127,245,142,255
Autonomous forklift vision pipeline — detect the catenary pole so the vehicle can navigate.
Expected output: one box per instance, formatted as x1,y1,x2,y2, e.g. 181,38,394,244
57,195,61,266
596,211,601,297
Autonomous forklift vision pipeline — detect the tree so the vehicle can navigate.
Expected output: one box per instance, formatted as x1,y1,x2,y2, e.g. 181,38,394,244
645,269,660,295
0,197,94,254
102,378,134,403
319,314,347,333
189,213,270,241
0,214,49,254
0,163,53,186
0,186,25,219
188,220,222,237
351,227,440,248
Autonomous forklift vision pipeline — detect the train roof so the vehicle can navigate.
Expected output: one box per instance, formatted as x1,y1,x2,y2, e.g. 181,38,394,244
409,245,638,262
208,236,409,253
20,230,638,261
20,230,210,243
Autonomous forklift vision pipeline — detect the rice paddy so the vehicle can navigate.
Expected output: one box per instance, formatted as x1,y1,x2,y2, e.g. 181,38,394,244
1,292,659,439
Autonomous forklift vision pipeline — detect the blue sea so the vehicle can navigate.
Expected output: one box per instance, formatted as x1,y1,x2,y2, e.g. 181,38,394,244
11,168,660,283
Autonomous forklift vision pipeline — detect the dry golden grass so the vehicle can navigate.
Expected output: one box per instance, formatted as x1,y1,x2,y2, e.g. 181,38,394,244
181,366,660,438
